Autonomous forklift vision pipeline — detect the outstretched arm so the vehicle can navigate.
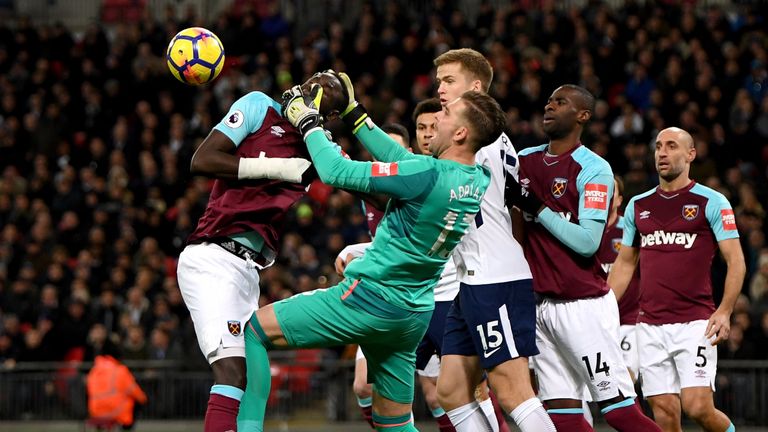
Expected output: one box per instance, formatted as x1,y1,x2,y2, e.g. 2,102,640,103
353,122,418,163
336,71,417,163
303,129,430,199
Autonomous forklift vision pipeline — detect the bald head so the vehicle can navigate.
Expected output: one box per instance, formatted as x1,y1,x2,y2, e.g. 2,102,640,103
654,126,696,187
657,127,694,149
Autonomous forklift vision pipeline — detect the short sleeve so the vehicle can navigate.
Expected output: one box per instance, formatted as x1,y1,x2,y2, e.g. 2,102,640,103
213,92,280,147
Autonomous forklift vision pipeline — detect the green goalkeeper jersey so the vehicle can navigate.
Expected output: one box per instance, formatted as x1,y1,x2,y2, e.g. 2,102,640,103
305,124,490,312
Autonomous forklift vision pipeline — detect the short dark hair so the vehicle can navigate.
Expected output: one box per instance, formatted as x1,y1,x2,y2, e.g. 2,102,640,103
560,84,596,113
459,91,507,152
412,98,442,123
381,123,410,146
434,49,493,92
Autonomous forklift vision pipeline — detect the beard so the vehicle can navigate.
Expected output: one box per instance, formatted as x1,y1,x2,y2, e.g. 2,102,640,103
543,121,570,140
658,164,684,182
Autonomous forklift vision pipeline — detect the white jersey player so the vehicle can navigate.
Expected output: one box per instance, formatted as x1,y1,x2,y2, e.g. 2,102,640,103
433,49,555,432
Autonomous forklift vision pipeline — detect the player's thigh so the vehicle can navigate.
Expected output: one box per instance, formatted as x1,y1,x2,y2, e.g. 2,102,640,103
539,294,635,402
638,323,680,397
531,305,584,401
177,244,260,360
456,280,538,370
272,280,374,348
619,324,640,381
669,320,717,392
365,343,422,405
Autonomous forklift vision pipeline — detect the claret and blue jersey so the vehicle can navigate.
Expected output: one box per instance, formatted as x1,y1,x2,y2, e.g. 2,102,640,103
517,143,614,300
622,181,739,325
188,91,315,253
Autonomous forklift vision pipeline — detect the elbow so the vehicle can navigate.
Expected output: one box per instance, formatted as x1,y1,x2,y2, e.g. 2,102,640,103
575,241,600,257
189,152,207,175
313,163,333,184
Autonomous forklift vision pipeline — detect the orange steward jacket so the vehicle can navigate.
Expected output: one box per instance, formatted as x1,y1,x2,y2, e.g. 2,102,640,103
86,355,147,425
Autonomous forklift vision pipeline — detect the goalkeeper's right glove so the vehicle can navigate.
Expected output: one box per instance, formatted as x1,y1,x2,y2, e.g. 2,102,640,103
282,84,323,138
331,70,369,133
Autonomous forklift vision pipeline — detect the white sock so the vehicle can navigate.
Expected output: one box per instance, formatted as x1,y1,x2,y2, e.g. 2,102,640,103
510,397,557,432
478,398,499,432
582,399,593,426
446,401,493,432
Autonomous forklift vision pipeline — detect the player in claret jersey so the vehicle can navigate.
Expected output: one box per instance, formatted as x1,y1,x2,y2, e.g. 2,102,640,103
176,71,347,432
597,176,641,382
506,84,661,432
608,127,745,432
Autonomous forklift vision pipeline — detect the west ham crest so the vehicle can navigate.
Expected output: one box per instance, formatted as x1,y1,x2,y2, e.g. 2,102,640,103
682,204,699,221
552,178,567,198
227,320,242,336
611,238,622,253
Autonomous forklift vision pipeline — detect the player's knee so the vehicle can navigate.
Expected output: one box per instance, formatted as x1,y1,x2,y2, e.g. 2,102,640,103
650,398,680,423
681,397,712,421
211,357,246,389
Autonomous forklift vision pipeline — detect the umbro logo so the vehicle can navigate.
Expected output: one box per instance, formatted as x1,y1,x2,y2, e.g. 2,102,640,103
270,126,285,137
639,210,651,219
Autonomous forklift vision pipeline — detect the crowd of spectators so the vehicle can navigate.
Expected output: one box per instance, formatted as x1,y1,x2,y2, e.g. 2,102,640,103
0,0,767,372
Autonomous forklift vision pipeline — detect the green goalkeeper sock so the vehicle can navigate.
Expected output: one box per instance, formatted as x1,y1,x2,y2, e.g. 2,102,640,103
236,313,274,432
372,412,419,431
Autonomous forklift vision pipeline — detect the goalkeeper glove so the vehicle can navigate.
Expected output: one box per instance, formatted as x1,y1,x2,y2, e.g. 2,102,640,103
330,70,369,134
504,174,544,215
282,84,324,138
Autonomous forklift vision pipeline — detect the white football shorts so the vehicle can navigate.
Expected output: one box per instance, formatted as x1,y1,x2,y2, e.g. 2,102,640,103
531,291,636,402
619,324,639,381
638,320,717,397
177,242,261,363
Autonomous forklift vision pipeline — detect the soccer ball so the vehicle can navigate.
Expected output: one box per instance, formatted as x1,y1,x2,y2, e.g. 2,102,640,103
166,27,225,85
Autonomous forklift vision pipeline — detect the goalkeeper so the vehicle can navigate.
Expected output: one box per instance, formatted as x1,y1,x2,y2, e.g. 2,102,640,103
237,71,506,432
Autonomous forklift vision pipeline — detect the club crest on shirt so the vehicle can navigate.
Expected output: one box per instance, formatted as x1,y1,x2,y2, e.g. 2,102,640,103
612,238,622,253
682,204,699,221
551,177,567,198
227,320,242,336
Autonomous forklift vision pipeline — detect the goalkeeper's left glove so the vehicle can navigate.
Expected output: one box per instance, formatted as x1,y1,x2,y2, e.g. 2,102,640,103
504,174,544,215
282,84,323,138
328,70,369,134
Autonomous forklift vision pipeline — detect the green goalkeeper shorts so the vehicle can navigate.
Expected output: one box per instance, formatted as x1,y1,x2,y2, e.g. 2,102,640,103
273,278,433,404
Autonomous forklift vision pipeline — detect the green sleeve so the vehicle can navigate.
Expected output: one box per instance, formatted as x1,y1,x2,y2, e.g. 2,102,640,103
354,121,419,163
306,129,434,200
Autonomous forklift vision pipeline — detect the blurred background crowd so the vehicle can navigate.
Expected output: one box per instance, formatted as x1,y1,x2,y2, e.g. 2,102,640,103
0,0,767,373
